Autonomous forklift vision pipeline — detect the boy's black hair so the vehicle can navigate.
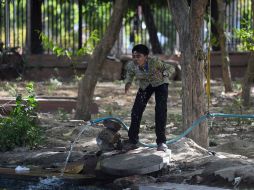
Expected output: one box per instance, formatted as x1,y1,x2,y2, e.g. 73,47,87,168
132,44,149,55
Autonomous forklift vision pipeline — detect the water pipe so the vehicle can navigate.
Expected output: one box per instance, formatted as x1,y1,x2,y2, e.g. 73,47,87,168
90,112,254,148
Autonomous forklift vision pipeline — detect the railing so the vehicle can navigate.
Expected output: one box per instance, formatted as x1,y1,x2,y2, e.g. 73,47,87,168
0,0,252,55
0,0,27,51
226,0,253,51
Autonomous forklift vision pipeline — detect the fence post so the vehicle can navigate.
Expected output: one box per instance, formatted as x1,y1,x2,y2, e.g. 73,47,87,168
5,0,10,48
26,0,43,54
78,0,82,49
31,0,43,54
26,0,31,54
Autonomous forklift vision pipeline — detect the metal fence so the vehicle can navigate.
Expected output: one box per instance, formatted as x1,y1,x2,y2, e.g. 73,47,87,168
0,0,27,50
0,0,252,55
226,0,253,51
40,0,176,55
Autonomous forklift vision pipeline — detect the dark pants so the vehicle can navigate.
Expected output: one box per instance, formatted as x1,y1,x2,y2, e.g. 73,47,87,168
128,83,168,145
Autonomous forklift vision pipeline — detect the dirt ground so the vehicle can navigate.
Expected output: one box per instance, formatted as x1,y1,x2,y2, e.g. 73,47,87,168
0,79,254,189
0,79,253,147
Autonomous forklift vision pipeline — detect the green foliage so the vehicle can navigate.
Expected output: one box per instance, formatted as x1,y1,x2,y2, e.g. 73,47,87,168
234,19,254,51
76,30,100,56
82,0,111,33
0,82,41,151
39,30,99,58
38,31,72,58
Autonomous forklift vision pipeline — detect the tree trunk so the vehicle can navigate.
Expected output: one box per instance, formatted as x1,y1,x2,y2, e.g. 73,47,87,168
242,0,254,106
169,0,208,148
242,52,254,106
75,0,128,120
140,1,162,54
30,0,43,54
211,0,220,51
216,0,233,92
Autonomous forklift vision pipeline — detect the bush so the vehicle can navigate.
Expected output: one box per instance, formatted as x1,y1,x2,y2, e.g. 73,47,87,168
0,82,41,151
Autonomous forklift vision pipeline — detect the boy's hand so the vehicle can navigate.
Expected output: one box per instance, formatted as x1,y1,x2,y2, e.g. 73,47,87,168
125,83,131,94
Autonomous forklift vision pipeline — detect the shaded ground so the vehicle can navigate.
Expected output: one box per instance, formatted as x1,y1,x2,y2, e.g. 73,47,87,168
0,79,254,189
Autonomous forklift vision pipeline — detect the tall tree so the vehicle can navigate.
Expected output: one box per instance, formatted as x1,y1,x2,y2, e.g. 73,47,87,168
168,0,209,148
139,1,162,54
216,0,233,92
75,0,128,120
242,0,254,107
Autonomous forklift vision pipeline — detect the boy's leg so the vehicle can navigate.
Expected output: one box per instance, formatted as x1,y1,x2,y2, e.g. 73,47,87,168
154,83,168,145
128,85,153,144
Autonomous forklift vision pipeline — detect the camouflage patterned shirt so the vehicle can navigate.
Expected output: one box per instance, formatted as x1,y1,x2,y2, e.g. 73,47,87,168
125,56,175,90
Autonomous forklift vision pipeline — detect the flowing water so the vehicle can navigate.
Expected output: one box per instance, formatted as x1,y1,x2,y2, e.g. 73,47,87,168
61,121,93,176
0,121,110,189
0,176,108,190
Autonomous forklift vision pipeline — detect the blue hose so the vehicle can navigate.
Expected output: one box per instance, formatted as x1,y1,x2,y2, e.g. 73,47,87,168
208,112,254,119
90,113,254,148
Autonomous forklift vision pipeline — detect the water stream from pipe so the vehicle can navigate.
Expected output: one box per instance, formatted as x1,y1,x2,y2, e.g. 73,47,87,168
60,121,92,176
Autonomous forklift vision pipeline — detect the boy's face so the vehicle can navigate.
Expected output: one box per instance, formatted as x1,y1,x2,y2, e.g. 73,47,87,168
132,51,147,67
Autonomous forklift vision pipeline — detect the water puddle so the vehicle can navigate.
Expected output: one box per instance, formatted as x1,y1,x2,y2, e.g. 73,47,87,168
0,176,108,190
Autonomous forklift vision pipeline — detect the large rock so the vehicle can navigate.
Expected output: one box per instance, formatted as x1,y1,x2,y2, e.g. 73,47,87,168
214,165,254,184
113,175,156,189
100,147,171,176
192,158,254,188
210,140,254,158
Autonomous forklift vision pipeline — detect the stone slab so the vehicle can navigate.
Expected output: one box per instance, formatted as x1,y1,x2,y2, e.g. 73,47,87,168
100,147,171,176
0,97,98,114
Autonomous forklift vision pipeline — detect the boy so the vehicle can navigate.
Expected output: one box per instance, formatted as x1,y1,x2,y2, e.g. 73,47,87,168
124,44,174,152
